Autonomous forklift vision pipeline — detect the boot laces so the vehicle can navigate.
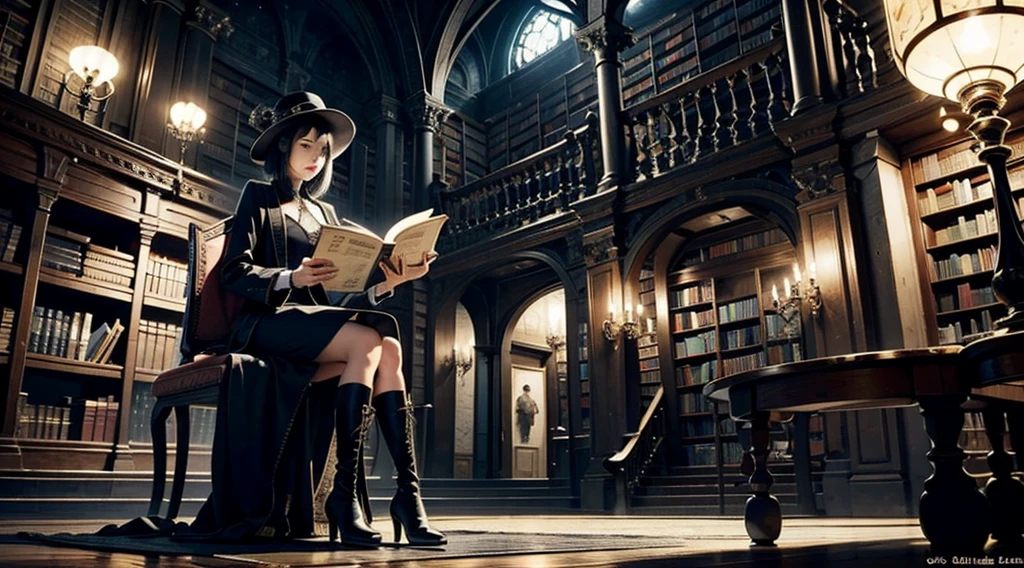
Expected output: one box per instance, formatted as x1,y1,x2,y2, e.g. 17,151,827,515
402,396,416,454
354,404,375,447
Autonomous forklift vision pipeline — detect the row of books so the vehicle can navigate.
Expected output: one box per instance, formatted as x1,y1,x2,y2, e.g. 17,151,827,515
930,210,997,246
671,280,714,308
14,393,119,442
638,345,658,359
918,178,992,215
136,320,183,372
42,225,136,287
721,324,761,350
29,306,124,364
639,356,660,371
765,313,800,339
145,253,188,300
681,228,787,266
718,297,759,323
676,360,718,386
683,415,716,437
640,369,661,385
680,391,714,413
767,342,802,365
674,330,717,358
928,246,996,282
917,138,1024,182
937,310,997,345
640,384,660,397
0,307,13,353
683,442,729,466
935,284,995,313
722,350,767,375
0,208,23,263
674,308,716,332
128,384,216,446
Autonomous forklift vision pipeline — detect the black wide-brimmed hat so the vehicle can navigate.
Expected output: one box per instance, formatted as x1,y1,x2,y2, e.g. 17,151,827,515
248,92,356,165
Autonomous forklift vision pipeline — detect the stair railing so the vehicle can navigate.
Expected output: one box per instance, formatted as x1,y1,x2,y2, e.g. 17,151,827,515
604,386,667,514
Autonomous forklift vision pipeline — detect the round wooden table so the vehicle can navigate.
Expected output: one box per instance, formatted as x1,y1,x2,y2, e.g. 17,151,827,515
702,346,994,554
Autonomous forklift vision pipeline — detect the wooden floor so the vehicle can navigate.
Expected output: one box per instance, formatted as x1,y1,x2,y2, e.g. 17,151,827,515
0,516,1006,567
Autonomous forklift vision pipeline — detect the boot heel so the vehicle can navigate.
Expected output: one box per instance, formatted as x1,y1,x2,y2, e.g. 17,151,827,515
328,519,338,542
392,516,403,543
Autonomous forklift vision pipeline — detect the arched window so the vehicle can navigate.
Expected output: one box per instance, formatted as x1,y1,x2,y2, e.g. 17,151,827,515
509,9,576,72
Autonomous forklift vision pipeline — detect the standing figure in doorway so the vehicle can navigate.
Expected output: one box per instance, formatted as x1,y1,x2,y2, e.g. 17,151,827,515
516,384,540,443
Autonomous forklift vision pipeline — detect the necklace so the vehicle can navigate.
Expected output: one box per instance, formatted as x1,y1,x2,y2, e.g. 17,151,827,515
294,195,322,244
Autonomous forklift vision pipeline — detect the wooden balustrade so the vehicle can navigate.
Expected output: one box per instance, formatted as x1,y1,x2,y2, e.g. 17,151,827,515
625,37,791,183
604,387,667,514
822,0,879,96
436,113,601,250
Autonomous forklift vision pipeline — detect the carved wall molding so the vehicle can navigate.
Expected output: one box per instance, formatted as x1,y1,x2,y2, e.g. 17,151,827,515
0,108,234,212
575,16,635,53
37,186,59,212
367,93,402,127
792,157,847,201
566,229,584,267
189,3,234,40
40,146,71,185
583,226,618,266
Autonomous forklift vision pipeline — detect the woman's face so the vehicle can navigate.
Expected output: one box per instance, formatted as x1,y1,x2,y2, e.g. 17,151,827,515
287,126,331,185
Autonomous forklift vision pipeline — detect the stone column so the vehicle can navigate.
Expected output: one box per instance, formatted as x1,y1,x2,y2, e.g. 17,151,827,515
171,1,233,164
368,94,403,231
781,0,823,114
575,16,634,191
405,92,451,213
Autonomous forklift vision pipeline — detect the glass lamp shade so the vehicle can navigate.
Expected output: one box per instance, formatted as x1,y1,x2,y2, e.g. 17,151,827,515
169,101,207,132
883,1,1024,102
68,45,119,85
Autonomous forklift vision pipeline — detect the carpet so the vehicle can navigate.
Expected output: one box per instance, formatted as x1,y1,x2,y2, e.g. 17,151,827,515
10,530,683,566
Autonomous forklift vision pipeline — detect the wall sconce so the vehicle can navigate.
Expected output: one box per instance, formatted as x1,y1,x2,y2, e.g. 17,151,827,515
443,344,474,386
61,45,119,121
939,107,961,133
771,263,822,335
168,101,208,164
603,298,655,348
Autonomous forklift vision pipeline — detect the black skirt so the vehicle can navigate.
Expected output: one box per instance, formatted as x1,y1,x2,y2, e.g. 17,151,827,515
248,303,401,361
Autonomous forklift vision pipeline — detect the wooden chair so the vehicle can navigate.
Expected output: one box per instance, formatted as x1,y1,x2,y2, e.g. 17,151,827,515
147,218,253,520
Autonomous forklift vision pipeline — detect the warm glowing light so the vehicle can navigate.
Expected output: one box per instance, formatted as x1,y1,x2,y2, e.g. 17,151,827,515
793,264,802,285
784,278,791,294
809,262,817,281
68,45,119,85
636,303,644,317
169,101,207,132
772,284,779,303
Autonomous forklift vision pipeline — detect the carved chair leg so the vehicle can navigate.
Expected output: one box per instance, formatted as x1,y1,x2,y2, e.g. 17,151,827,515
982,406,1024,553
918,395,991,555
148,402,173,518
744,411,781,546
168,405,191,520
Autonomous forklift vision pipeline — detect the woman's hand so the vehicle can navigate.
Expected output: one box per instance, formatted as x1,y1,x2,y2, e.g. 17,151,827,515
376,252,435,296
291,257,338,288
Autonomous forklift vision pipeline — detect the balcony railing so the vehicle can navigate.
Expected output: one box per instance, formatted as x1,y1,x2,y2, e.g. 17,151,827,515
823,0,880,96
625,36,791,183
437,113,601,250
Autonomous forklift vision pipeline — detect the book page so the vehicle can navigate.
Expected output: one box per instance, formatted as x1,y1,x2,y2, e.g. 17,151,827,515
389,215,448,267
384,209,435,243
312,225,385,293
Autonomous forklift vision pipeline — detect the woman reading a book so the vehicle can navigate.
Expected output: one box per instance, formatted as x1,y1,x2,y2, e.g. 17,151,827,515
192,92,444,547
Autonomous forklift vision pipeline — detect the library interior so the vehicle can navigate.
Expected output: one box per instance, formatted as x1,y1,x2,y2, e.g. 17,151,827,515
0,0,1023,566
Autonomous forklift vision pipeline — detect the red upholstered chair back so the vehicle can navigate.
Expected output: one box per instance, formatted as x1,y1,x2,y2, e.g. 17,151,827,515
181,219,243,359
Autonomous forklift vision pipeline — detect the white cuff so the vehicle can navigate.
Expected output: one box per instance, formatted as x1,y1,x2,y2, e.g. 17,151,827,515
368,285,394,306
274,270,292,291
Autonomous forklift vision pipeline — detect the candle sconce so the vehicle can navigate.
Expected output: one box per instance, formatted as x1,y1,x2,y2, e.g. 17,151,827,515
443,345,474,386
771,263,823,337
603,299,655,348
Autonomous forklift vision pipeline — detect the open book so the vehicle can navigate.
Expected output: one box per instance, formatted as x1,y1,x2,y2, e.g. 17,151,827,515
311,209,447,293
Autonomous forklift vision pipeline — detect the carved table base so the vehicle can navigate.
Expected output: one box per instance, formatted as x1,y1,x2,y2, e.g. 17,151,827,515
743,412,782,546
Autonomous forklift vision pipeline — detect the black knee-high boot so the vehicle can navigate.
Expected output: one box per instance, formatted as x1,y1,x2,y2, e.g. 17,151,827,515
373,391,447,545
326,383,381,547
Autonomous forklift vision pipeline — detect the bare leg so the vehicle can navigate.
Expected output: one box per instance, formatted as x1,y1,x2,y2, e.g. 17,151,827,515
312,362,347,383
315,322,382,388
374,337,405,394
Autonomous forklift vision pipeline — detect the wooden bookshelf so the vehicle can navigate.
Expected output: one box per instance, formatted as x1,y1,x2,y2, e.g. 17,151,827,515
637,264,660,412
905,131,1024,345
667,221,805,467
0,0,37,90
620,0,782,108
578,321,591,444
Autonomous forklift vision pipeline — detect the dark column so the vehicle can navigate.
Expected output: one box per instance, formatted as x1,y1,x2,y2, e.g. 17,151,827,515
171,1,233,164
575,16,634,191
472,345,496,479
369,94,404,231
131,0,186,152
781,0,823,114
405,92,451,213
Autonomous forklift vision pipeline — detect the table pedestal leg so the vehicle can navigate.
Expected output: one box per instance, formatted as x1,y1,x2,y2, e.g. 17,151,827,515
744,412,781,546
985,407,1024,554
918,396,991,555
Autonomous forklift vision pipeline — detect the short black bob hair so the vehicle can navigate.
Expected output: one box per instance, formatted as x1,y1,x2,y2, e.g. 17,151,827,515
263,114,335,200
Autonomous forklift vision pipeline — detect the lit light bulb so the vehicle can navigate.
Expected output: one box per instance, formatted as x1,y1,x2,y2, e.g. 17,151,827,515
939,107,959,132
957,17,993,54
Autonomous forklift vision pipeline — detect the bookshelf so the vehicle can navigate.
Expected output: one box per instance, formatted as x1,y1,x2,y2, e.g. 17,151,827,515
905,131,1024,345
667,222,805,467
578,321,591,446
484,63,599,172
619,0,782,108
0,91,230,471
436,112,487,188
0,0,36,90
637,265,661,413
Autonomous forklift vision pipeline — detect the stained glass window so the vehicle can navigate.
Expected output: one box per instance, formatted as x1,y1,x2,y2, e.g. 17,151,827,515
510,9,576,72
